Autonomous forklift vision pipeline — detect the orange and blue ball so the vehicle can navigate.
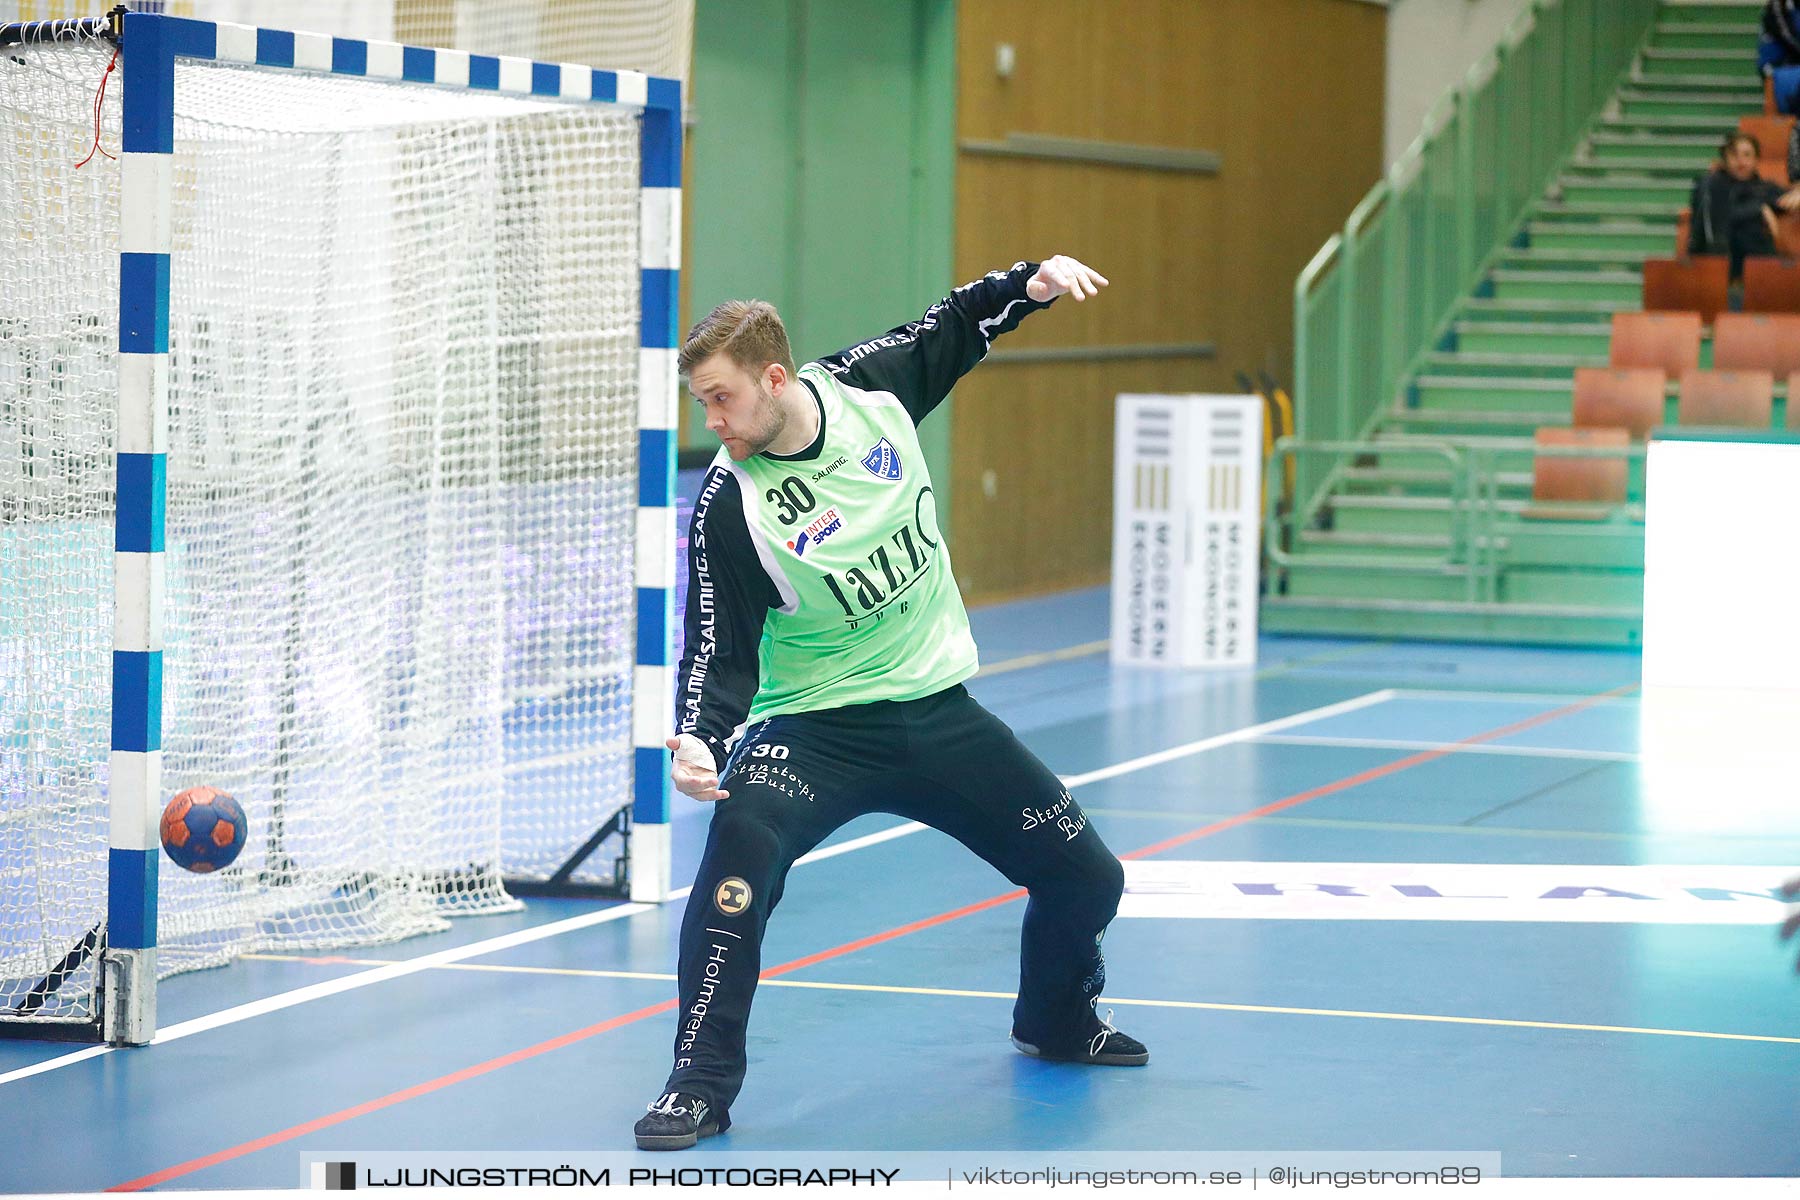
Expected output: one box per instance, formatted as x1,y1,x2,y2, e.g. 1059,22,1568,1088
159,787,247,874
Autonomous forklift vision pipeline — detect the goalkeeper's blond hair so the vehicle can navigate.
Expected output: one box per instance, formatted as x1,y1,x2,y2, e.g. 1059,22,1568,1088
679,300,796,378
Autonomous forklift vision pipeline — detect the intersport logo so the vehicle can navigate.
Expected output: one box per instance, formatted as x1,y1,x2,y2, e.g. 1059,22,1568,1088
786,506,846,558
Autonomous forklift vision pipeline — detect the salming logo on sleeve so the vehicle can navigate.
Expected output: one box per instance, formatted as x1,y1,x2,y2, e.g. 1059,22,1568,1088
675,465,778,758
678,470,727,736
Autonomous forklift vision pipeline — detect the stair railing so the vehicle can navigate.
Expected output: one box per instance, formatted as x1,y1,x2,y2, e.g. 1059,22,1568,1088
1267,435,1648,608
1292,0,1661,524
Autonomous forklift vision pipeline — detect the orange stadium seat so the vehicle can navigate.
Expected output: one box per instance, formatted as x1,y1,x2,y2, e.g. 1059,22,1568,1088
1792,373,1800,429
1744,256,1800,312
1571,367,1666,440
1776,212,1800,259
1712,313,1800,376
1609,310,1703,375
1739,114,1797,151
1527,427,1629,519
1641,256,1730,324
1677,368,1775,428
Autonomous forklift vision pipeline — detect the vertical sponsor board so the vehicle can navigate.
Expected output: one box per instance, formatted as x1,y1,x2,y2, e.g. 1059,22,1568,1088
1110,395,1261,668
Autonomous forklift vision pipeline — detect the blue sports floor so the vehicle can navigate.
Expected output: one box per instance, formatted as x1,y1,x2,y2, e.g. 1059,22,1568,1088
2,581,1798,1190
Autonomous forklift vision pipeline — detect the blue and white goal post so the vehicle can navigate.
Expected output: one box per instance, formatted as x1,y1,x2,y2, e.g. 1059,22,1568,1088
0,10,679,1045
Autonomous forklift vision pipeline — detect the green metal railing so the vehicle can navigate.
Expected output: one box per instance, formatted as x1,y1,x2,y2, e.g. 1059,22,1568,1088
1265,435,1648,605
1291,0,1659,519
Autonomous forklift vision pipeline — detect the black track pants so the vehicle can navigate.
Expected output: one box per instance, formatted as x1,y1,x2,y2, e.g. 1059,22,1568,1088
662,684,1125,1117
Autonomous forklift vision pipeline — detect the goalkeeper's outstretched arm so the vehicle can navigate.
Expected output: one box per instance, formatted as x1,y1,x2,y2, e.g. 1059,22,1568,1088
814,255,1109,426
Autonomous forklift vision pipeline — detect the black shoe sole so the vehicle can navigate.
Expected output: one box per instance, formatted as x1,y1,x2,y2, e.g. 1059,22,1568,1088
1011,1035,1149,1067
635,1120,721,1151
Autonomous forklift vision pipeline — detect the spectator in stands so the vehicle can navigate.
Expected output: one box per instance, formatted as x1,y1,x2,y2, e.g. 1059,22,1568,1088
1689,132,1793,280
1783,124,1800,256
1766,0,1800,115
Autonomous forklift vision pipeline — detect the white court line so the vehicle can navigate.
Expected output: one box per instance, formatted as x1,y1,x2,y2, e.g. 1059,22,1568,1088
0,688,1396,1087
1388,687,1640,708
1256,733,1639,763
0,905,659,1087
1059,690,1396,788
972,638,1107,678
800,689,1400,861
244,956,1800,1045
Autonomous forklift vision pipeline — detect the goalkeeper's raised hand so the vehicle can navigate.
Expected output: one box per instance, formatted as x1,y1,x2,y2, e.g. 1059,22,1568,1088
666,734,729,802
1027,255,1109,303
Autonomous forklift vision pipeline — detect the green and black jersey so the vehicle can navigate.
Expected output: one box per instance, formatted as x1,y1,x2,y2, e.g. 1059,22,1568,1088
675,262,1054,763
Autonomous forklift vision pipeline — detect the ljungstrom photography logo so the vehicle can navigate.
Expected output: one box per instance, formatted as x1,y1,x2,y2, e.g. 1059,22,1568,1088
311,1161,356,1190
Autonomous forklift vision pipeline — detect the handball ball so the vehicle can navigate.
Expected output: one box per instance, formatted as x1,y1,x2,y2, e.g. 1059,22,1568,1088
160,787,247,873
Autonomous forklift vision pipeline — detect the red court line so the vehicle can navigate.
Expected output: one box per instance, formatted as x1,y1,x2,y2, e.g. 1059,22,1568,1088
107,999,679,1192
110,682,1632,1190
761,889,1026,979
1123,683,1638,861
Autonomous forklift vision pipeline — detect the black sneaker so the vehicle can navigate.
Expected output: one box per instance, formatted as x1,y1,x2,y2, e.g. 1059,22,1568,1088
634,1091,727,1150
1011,1008,1149,1066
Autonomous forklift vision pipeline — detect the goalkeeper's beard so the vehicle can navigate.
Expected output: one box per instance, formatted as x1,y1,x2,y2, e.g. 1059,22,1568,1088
727,381,788,460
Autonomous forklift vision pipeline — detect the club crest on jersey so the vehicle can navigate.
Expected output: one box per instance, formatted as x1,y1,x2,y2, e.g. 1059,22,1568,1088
861,438,902,481
786,506,846,558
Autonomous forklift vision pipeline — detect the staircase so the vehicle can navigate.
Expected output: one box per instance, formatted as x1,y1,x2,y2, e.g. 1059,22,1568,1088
1266,0,1771,646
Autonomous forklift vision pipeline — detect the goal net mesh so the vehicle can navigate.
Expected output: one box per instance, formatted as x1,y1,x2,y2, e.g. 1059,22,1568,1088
1,32,641,1023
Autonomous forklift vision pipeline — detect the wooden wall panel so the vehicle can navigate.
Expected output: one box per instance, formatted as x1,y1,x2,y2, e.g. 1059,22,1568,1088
951,0,1384,603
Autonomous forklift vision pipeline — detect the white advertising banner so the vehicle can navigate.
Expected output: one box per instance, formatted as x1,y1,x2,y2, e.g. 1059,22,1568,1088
1110,394,1262,668
1118,861,1793,924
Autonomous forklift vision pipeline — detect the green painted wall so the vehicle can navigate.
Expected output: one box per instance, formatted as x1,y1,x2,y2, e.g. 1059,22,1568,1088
684,0,958,513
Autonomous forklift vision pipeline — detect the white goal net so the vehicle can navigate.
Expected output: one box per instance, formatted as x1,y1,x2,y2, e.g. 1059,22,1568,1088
2,30,643,1026
395,0,693,82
